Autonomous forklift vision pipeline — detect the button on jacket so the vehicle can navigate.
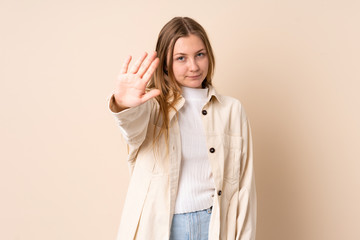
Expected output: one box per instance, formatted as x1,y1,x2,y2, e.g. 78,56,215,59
110,86,256,240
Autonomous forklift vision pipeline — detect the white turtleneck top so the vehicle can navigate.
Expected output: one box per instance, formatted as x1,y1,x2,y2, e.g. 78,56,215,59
174,86,215,214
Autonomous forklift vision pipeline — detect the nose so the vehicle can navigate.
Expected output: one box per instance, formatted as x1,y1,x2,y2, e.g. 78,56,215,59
188,58,200,72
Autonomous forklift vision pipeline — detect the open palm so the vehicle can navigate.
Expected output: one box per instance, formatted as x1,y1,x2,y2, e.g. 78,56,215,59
113,52,160,110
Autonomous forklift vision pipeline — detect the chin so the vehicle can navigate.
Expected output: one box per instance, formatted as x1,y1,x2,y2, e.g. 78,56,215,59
184,79,204,88
185,82,202,88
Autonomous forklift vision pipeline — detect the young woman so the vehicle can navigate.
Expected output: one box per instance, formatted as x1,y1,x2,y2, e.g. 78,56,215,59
109,17,256,240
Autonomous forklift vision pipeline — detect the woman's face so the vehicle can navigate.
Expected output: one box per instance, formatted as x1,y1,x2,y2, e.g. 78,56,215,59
171,34,209,88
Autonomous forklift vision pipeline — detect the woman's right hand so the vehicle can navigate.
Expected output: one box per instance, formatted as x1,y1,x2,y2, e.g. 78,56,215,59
112,52,160,112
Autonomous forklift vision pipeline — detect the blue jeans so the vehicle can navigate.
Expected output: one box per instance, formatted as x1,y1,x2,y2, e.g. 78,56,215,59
169,206,212,240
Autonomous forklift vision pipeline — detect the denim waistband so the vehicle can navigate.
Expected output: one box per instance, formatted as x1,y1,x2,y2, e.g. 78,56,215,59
174,206,213,215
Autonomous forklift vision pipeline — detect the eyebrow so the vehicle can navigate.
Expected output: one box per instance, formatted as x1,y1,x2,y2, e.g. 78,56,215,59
173,48,206,56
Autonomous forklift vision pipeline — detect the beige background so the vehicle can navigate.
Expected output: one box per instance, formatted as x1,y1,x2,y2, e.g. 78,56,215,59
1,0,359,239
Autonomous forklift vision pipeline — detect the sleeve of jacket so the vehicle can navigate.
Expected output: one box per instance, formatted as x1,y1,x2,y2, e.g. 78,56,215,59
108,94,152,149
236,118,257,240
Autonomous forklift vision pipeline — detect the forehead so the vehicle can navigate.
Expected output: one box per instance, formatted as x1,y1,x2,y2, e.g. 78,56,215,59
173,34,205,54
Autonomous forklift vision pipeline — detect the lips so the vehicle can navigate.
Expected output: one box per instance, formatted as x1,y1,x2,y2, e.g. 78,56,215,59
187,74,201,79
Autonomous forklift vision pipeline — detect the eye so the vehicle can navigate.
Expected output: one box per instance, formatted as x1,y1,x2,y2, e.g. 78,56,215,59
176,56,185,61
196,52,206,57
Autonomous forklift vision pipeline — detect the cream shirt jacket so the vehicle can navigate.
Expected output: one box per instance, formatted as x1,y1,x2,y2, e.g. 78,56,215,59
110,86,256,240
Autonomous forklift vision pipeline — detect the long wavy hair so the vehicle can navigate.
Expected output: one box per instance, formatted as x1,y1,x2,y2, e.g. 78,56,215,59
148,17,215,145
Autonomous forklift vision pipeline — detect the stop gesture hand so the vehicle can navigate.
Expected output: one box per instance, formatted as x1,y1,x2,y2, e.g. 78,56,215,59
112,52,160,111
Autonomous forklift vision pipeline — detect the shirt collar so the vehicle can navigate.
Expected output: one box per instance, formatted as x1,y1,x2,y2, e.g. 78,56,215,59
168,85,222,121
207,85,222,104
176,85,222,108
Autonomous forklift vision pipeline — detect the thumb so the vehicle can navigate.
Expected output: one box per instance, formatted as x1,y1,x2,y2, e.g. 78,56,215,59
141,89,161,103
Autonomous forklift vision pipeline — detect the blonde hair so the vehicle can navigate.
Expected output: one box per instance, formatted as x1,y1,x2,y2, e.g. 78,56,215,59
148,17,215,144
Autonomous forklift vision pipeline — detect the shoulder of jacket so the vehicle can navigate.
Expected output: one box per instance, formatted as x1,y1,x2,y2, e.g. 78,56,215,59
217,94,243,108
217,94,249,123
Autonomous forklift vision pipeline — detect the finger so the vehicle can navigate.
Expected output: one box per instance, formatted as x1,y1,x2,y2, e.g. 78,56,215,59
137,51,158,78
120,55,132,74
141,57,159,84
141,89,161,103
129,52,148,74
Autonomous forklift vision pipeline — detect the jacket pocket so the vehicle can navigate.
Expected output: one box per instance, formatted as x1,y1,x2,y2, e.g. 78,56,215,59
223,134,242,184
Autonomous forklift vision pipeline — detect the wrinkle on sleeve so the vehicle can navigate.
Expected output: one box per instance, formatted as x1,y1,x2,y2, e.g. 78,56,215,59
108,94,153,149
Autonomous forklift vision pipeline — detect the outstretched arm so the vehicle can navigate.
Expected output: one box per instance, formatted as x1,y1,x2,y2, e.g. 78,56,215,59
109,52,160,148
